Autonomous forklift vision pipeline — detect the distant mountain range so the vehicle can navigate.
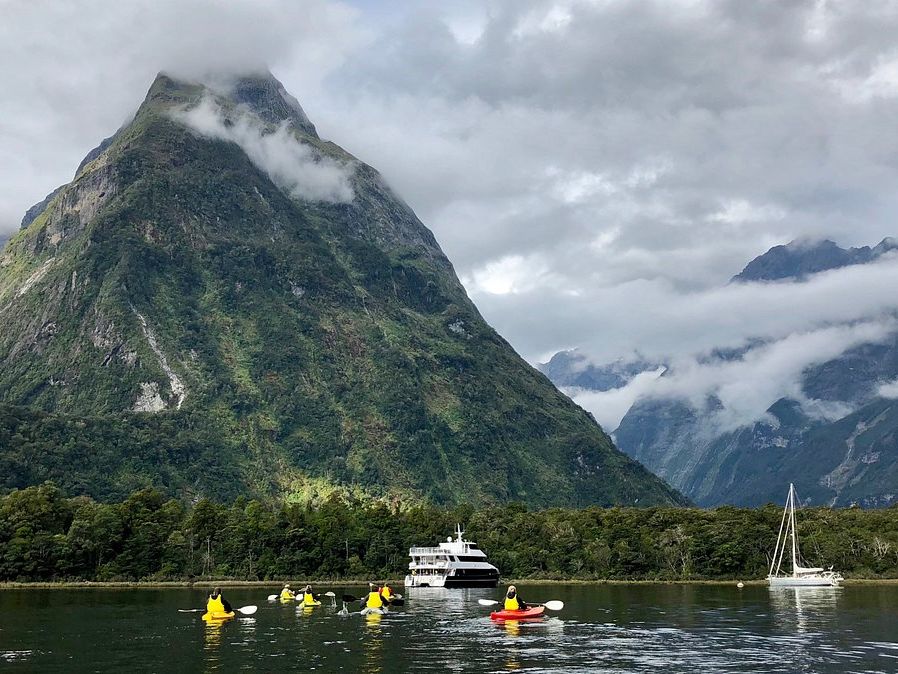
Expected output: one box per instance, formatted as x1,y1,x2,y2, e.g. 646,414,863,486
542,238,898,507
732,238,898,283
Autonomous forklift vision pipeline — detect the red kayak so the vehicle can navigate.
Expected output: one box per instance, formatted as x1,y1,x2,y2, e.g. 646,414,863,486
490,606,545,621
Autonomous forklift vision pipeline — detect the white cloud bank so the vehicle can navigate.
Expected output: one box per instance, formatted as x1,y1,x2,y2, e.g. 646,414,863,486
174,97,355,203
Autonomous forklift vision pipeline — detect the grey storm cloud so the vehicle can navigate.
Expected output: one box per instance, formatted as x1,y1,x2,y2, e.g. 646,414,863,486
4,0,898,431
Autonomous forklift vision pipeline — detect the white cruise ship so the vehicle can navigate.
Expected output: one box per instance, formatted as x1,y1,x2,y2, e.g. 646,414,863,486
404,525,500,588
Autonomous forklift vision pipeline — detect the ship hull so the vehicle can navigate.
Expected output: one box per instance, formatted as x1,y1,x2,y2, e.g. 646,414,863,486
768,575,841,587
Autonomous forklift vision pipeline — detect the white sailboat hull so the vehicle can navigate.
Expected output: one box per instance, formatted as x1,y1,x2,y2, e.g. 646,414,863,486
768,574,842,587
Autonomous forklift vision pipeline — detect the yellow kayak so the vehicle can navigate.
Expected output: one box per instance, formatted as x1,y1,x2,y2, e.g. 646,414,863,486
202,611,235,622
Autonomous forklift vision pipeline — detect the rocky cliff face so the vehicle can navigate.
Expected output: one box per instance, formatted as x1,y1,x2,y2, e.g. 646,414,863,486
0,72,685,507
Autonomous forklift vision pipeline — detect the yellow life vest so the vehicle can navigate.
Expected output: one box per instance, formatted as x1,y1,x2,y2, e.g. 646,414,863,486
381,586,392,600
280,589,294,600
366,591,384,609
207,594,226,613
504,595,520,611
303,592,320,606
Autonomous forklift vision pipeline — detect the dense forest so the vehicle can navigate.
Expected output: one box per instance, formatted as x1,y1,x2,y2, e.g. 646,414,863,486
3,483,898,582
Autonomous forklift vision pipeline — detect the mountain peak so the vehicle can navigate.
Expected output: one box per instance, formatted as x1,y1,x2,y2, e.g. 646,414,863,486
732,237,897,283
145,71,318,138
0,70,685,508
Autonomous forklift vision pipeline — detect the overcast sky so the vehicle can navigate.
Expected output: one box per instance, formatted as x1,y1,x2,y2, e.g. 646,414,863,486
4,0,898,429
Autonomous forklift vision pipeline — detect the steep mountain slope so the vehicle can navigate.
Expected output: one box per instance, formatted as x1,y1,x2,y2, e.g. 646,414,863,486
545,239,898,507
0,72,684,507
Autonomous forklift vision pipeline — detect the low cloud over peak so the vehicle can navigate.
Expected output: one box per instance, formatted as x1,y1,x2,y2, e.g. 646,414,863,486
173,95,355,204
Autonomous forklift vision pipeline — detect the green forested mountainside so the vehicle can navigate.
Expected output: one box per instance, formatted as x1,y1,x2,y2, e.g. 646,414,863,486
0,73,683,507
3,483,898,582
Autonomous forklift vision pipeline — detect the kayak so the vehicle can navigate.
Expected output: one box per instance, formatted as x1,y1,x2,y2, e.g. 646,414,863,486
360,607,386,616
490,606,545,621
202,610,235,622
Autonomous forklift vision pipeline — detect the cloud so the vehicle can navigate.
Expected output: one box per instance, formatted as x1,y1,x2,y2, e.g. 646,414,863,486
174,96,355,203
482,254,898,429
564,367,666,430
878,378,898,399
0,0,364,229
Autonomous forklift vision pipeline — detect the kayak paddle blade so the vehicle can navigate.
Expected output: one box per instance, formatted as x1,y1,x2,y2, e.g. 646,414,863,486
477,599,499,606
324,591,336,597
542,600,564,611
238,605,258,615
267,594,278,601
342,594,359,603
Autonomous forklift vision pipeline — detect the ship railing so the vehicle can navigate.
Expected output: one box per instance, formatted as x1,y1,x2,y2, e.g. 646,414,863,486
409,560,449,568
408,547,446,555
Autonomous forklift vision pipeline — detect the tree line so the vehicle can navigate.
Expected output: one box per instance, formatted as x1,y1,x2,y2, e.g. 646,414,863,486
3,483,898,582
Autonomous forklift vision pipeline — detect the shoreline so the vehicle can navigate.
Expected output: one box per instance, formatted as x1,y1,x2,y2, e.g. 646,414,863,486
3,577,897,590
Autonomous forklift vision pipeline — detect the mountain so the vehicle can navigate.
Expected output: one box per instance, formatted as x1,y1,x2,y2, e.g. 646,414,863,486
540,351,658,392
732,238,898,283
545,238,898,507
0,72,684,508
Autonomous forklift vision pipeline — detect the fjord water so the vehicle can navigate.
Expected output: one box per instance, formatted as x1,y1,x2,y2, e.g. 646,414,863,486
2,584,897,672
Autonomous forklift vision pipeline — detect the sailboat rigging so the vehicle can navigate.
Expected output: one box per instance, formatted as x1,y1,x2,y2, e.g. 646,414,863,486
767,483,842,587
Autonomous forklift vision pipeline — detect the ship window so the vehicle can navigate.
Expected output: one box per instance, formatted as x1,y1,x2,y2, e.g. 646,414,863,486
456,555,483,562
468,544,478,549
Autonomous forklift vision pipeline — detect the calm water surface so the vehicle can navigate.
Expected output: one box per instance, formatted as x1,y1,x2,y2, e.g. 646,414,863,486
1,584,897,672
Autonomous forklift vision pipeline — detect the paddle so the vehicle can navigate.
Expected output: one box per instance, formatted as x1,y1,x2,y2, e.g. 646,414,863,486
178,605,258,615
342,592,403,606
342,594,405,606
294,591,337,602
477,599,564,611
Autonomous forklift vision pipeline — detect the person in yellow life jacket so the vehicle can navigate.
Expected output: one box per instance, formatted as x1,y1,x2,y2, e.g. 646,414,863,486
503,585,527,611
207,587,233,614
279,583,295,601
380,583,393,602
364,583,385,609
302,584,321,606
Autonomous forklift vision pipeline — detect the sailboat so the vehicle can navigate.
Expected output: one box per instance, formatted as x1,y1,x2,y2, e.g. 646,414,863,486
767,483,843,587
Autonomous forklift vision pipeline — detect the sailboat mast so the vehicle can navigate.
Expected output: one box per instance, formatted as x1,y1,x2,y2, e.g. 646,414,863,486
770,488,790,577
789,483,798,577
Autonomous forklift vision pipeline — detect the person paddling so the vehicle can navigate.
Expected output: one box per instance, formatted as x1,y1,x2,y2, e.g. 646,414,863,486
302,584,321,606
279,583,295,601
207,587,233,614
503,585,527,611
380,583,394,603
363,583,385,610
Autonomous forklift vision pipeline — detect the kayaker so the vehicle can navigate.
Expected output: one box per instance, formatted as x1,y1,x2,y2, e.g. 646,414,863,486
207,587,233,614
363,583,385,610
503,585,527,611
380,583,393,602
302,584,320,606
279,583,295,601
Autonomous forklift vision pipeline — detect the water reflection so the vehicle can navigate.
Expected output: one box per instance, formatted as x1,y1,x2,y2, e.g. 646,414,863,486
202,619,223,671
769,587,841,634
363,611,384,674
